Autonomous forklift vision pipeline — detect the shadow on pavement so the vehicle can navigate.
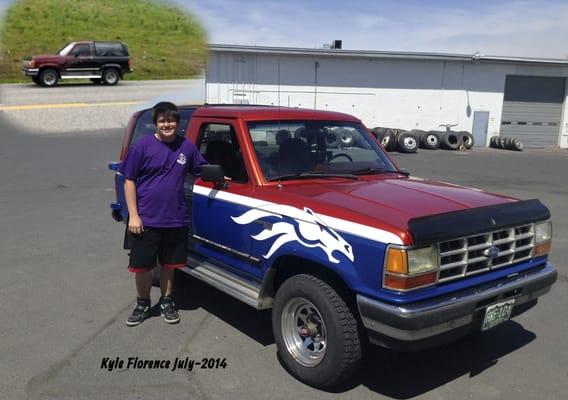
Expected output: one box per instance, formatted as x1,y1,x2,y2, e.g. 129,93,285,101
173,271,274,346
174,272,536,397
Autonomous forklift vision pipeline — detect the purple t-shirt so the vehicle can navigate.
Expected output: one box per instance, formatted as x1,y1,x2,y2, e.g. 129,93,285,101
120,134,207,228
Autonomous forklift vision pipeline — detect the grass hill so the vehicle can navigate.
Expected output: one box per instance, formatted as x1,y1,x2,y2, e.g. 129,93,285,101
0,0,207,82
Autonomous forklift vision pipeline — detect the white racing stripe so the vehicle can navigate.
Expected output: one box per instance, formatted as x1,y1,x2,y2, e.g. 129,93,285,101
192,185,403,245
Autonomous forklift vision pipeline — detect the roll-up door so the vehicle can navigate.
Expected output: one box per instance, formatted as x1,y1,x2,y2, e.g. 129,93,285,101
500,75,565,147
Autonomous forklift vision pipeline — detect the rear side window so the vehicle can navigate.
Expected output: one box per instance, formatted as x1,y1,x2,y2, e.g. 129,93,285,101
94,42,128,57
130,108,194,147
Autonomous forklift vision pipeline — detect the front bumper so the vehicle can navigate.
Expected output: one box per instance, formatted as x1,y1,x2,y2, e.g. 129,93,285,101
357,262,557,349
21,67,39,77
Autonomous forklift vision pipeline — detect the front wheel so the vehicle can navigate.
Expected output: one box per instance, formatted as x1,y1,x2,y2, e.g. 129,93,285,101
39,68,59,87
272,274,362,388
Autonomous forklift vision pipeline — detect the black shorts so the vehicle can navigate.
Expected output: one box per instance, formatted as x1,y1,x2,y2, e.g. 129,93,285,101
127,227,188,273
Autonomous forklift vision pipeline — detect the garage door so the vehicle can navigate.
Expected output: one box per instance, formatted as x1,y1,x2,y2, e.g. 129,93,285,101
500,76,566,147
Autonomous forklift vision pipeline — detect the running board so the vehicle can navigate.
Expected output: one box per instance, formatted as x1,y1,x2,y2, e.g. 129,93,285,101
60,75,102,79
181,253,261,309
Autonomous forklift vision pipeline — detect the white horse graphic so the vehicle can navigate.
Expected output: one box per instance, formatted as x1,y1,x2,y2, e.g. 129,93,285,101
231,205,354,264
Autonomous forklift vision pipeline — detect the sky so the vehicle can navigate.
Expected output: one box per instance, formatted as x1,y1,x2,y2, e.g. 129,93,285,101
1,0,567,59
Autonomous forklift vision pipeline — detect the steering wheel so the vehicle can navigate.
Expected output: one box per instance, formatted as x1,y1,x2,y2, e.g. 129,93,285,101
328,153,353,163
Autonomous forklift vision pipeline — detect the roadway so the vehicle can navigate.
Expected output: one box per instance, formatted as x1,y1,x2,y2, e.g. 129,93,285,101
0,79,206,134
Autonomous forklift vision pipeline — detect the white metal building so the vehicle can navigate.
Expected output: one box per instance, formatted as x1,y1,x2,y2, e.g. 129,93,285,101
205,44,568,148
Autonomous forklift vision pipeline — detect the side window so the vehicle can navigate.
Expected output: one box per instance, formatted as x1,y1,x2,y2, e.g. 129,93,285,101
198,123,248,183
72,44,91,57
130,108,194,147
94,43,126,57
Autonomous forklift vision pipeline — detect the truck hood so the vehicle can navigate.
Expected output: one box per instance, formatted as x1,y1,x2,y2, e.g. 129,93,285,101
275,176,516,242
32,55,64,62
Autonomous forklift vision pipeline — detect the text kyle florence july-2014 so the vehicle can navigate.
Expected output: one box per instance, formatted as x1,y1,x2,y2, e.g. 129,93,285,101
101,356,228,372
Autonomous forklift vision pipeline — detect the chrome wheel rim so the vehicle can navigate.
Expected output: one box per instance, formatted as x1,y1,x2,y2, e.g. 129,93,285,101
281,297,327,367
340,132,352,145
404,137,417,149
105,71,118,84
426,135,438,146
43,72,56,86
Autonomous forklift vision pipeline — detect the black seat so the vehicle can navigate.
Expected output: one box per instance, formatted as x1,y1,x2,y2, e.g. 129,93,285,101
276,138,313,175
204,140,247,181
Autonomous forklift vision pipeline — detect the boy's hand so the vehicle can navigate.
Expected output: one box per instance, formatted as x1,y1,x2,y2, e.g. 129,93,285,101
128,215,144,235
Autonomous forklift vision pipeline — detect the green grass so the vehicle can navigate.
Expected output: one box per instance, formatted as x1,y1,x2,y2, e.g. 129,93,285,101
0,0,208,82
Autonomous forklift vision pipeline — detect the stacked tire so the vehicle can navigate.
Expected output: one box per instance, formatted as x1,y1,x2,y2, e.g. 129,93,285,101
489,136,523,151
370,127,397,152
371,127,474,153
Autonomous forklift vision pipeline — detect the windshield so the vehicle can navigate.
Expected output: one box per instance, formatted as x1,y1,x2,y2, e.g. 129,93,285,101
58,43,75,56
247,120,396,181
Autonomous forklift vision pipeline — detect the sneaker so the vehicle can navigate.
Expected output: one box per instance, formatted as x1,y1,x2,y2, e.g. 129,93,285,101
159,296,180,324
126,298,151,327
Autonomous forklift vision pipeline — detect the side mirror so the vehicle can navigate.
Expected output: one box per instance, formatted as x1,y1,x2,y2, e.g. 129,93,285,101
201,165,228,188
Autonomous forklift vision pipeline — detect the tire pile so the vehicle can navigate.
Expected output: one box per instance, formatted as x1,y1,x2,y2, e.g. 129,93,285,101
489,136,523,151
370,128,474,153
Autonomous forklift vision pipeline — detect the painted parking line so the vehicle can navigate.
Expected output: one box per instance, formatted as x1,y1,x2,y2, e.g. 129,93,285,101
0,100,142,111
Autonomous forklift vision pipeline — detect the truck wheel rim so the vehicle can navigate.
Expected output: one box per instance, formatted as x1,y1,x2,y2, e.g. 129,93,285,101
44,73,56,85
281,297,327,367
106,71,118,84
404,137,417,149
426,135,438,146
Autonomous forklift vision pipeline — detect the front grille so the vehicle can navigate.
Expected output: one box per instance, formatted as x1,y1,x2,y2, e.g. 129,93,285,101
437,224,535,283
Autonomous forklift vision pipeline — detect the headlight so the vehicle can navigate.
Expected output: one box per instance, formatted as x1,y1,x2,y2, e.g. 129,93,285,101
533,221,552,257
383,245,438,291
535,221,552,243
407,246,438,274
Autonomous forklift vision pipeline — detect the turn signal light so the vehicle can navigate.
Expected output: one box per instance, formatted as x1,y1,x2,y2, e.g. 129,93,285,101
384,271,438,290
533,241,551,257
385,248,408,274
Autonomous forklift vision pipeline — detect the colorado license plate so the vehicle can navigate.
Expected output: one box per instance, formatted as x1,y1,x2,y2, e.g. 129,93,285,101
482,299,516,331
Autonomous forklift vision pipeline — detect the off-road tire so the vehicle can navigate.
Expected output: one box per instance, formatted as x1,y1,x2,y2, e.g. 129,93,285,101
272,274,363,389
39,68,59,87
102,68,120,85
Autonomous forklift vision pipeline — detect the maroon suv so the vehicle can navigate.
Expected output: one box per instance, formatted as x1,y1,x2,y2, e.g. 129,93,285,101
21,41,132,87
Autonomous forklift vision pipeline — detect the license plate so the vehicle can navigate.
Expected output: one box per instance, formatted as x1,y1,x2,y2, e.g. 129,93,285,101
482,299,516,331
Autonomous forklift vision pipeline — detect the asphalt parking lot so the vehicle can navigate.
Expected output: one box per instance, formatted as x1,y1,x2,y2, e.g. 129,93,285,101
0,116,567,400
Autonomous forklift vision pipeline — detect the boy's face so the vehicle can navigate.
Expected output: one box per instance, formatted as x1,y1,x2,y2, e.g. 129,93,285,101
155,113,178,141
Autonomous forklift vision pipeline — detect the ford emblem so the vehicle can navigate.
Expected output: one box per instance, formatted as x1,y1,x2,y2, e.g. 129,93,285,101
483,246,499,258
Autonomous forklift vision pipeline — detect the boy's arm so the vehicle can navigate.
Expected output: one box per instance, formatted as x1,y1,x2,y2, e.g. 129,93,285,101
124,179,143,234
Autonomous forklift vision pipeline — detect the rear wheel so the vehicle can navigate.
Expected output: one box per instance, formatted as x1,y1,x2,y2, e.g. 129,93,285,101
39,68,59,87
272,274,362,389
102,68,120,85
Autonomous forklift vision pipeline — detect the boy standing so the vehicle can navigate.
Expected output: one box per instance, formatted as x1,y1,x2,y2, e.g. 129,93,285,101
120,102,207,326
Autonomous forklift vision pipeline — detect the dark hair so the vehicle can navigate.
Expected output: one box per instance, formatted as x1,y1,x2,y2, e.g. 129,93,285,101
152,101,180,124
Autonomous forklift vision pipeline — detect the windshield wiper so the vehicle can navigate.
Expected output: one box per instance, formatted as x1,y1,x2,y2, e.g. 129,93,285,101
268,172,358,182
350,167,410,177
